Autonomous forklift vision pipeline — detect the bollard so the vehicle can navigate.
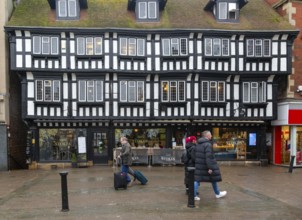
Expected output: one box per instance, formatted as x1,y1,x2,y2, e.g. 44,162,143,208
59,171,69,212
187,167,195,208
288,156,295,173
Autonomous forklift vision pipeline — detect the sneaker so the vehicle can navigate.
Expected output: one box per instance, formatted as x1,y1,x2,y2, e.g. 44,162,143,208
215,191,227,198
128,180,134,187
194,196,200,201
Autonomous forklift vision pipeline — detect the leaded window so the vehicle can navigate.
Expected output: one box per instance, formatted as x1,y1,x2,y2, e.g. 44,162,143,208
36,80,61,102
162,38,188,56
78,80,103,102
201,81,225,102
137,1,158,21
120,81,145,102
161,81,186,102
218,2,238,21
243,82,266,103
119,38,145,56
33,36,59,55
246,39,271,57
204,38,229,56
76,37,103,55
57,0,78,20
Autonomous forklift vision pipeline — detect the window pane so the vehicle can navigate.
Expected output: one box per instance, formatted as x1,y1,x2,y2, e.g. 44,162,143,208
120,81,127,101
51,37,59,55
79,80,86,101
210,81,217,102
251,82,258,102
255,39,262,57
243,83,250,102
53,80,60,101
138,2,147,19
218,82,225,102
148,2,157,19
86,38,94,55
137,39,145,56
178,81,185,101
222,39,229,56
263,39,270,56
42,37,50,54
171,38,179,56
95,37,102,55
68,0,77,17
213,38,221,56
137,81,144,102
33,36,41,54
120,38,128,55
77,38,85,55
162,81,169,101
219,2,227,19
44,80,52,101
247,40,254,57
128,38,136,56
170,81,177,102
87,81,94,101
96,81,103,101
128,81,136,102
162,39,170,56
36,80,43,101
58,0,67,17
180,38,187,55
205,38,212,56
228,3,237,19
202,81,209,101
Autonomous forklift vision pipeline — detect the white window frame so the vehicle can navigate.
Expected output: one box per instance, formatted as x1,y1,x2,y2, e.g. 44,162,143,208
243,82,266,103
76,37,103,55
78,80,104,102
162,38,188,56
57,0,78,18
137,1,157,20
218,2,238,20
204,38,229,56
119,37,145,56
246,39,271,57
161,81,186,102
33,36,59,55
35,80,61,102
120,80,145,102
201,81,225,102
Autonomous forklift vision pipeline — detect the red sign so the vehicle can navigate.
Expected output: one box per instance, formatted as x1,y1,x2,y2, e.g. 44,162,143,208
288,109,302,124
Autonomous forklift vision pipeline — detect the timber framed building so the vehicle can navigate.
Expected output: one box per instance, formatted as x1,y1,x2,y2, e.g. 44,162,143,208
5,0,299,168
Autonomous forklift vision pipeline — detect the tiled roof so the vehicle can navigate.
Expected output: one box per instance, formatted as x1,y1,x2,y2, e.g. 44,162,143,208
7,0,296,31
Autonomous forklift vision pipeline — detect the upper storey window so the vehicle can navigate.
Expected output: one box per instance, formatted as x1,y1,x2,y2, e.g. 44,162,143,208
77,37,103,55
119,37,145,57
204,0,248,23
33,36,59,55
162,38,188,56
204,38,229,56
57,0,79,20
36,80,61,102
246,39,271,57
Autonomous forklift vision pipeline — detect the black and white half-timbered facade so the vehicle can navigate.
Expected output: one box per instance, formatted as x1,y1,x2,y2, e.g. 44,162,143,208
5,0,298,168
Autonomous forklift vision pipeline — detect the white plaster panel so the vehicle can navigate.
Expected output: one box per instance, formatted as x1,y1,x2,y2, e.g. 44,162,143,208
57,107,61,117
50,107,55,116
70,56,75,69
112,57,118,69
227,84,230,99
61,56,66,69
105,55,110,69
252,63,256,71
146,84,150,99
211,61,215,70
155,58,161,71
239,42,244,55
265,63,269,71
41,60,45,68
55,61,59,69
36,106,41,116
64,83,68,99
214,108,218,116
16,55,23,68
133,108,137,117
254,109,258,117
105,83,110,99
163,62,167,71
114,102,119,116
201,107,205,116
79,108,83,116
231,58,235,71
28,82,34,98
174,107,178,116
48,60,53,69
194,101,198,116
167,107,172,116
104,40,109,53
91,61,96,69
239,58,243,71
25,55,32,68
189,40,194,54
92,107,96,116
84,61,89,69
70,40,75,53
25,39,31,52
247,108,251,117
246,63,250,71
280,42,287,55
141,61,145,71
205,61,209,70
197,56,202,69
63,102,68,116
72,83,77,99
133,62,138,70
113,40,117,53
272,42,278,55
226,103,230,117
218,62,222,71
272,58,278,71
182,61,187,70
147,42,152,55
27,101,34,115
155,42,160,55
140,107,144,116
220,108,224,116
106,101,110,116
194,83,199,99
234,85,239,100
207,107,211,116
169,61,174,70
197,41,202,54
154,102,158,116
113,83,118,99
187,84,191,99
127,61,131,70
98,107,103,116
154,83,159,99
34,60,39,68
260,108,264,117
98,61,102,69
72,102,77,116
78,60,83,69
224,62,229,71
231,42,236,56
43,107,48,116
280,58,287,71
127,107,131,116
16,39,22,52
146,102,150,116
176,61,180,70
259,63,263,71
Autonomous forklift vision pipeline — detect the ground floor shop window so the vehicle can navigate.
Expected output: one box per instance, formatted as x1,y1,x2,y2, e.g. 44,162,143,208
39,128,87,161
115,128,166,148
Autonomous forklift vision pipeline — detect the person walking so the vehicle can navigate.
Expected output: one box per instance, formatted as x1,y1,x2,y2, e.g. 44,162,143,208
118,136,134,186
183,136,197,194
194,130,227,201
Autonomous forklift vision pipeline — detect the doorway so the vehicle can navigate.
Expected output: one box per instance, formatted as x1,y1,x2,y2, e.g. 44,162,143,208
91,130,108,164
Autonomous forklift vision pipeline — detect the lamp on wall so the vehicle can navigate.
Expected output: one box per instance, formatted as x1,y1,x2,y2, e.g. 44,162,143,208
296,85,302,95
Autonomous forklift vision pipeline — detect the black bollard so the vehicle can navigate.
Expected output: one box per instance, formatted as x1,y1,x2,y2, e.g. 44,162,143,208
288,155,295,173
187,167,195,208
60,171,69,212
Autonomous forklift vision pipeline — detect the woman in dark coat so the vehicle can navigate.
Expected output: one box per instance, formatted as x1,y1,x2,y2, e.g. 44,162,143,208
183,136,197,194
194,130,227,200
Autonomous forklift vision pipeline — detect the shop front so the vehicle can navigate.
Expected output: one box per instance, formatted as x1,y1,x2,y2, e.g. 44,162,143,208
272,102,302,167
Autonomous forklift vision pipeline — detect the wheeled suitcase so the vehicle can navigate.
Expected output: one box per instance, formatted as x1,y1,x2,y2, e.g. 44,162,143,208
133,170,148,185
114,172,128,190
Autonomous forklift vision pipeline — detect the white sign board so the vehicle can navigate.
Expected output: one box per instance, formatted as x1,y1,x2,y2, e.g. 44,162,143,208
78,137,86,154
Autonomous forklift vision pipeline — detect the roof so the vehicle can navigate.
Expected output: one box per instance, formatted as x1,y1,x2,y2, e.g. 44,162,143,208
6,0,297,31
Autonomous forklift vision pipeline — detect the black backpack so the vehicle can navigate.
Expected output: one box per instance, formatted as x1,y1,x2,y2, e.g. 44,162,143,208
181,149,190,165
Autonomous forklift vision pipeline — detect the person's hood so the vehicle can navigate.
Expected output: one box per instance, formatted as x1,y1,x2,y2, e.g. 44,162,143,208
185,142,195,150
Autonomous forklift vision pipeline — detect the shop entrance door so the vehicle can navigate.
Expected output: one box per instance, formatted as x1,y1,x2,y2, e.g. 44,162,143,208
92,130,108,164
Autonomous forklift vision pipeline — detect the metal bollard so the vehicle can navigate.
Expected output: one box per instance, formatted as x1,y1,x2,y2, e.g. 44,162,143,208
60,171,69,212
288,156,295,173
187,167,195,208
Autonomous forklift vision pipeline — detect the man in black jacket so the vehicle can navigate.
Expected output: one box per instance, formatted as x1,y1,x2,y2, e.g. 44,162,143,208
194,130,227,200
183,136,197,195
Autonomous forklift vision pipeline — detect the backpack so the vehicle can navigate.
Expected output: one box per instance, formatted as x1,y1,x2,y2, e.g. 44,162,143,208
181,149,190,165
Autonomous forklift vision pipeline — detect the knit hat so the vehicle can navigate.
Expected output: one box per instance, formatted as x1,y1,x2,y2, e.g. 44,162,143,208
185,136,196,143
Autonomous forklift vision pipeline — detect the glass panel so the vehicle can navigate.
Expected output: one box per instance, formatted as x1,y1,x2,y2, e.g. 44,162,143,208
210,81,217,102
255,39,262,57
243,82,250,102
51,37,59,55
251,82,258,102
128,81,136,102
205,38,212,56
222,39,229,56
202,81,209,101
58,0,67,17
213,38,221,56
77,37,85,55
228,3,237,19
79,80,86,101
162,39,170,56
162,81,169,101
128,38,136,56
178,81,185,101
87,80,94,102
120,38,128,55
219,2,227,19
170,81,177,102
33,36,41,54
36,80,43,101
120,81,127,101
86,37,94,55
44,80,52,101
42,37,50,54
148,2,157,19
263,39,270,56
247,39,254,57
68,0,77,17
137,39,145,56
138,2,147,19
53,80,60,101
180,38,187,55
171,38,179,56
218,82,225,102
137,81,144,102
95,37,102,55
95,81,103,102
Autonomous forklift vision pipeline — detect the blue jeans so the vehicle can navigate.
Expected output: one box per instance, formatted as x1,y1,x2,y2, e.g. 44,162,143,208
121,165,131,183
194,181,220,197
